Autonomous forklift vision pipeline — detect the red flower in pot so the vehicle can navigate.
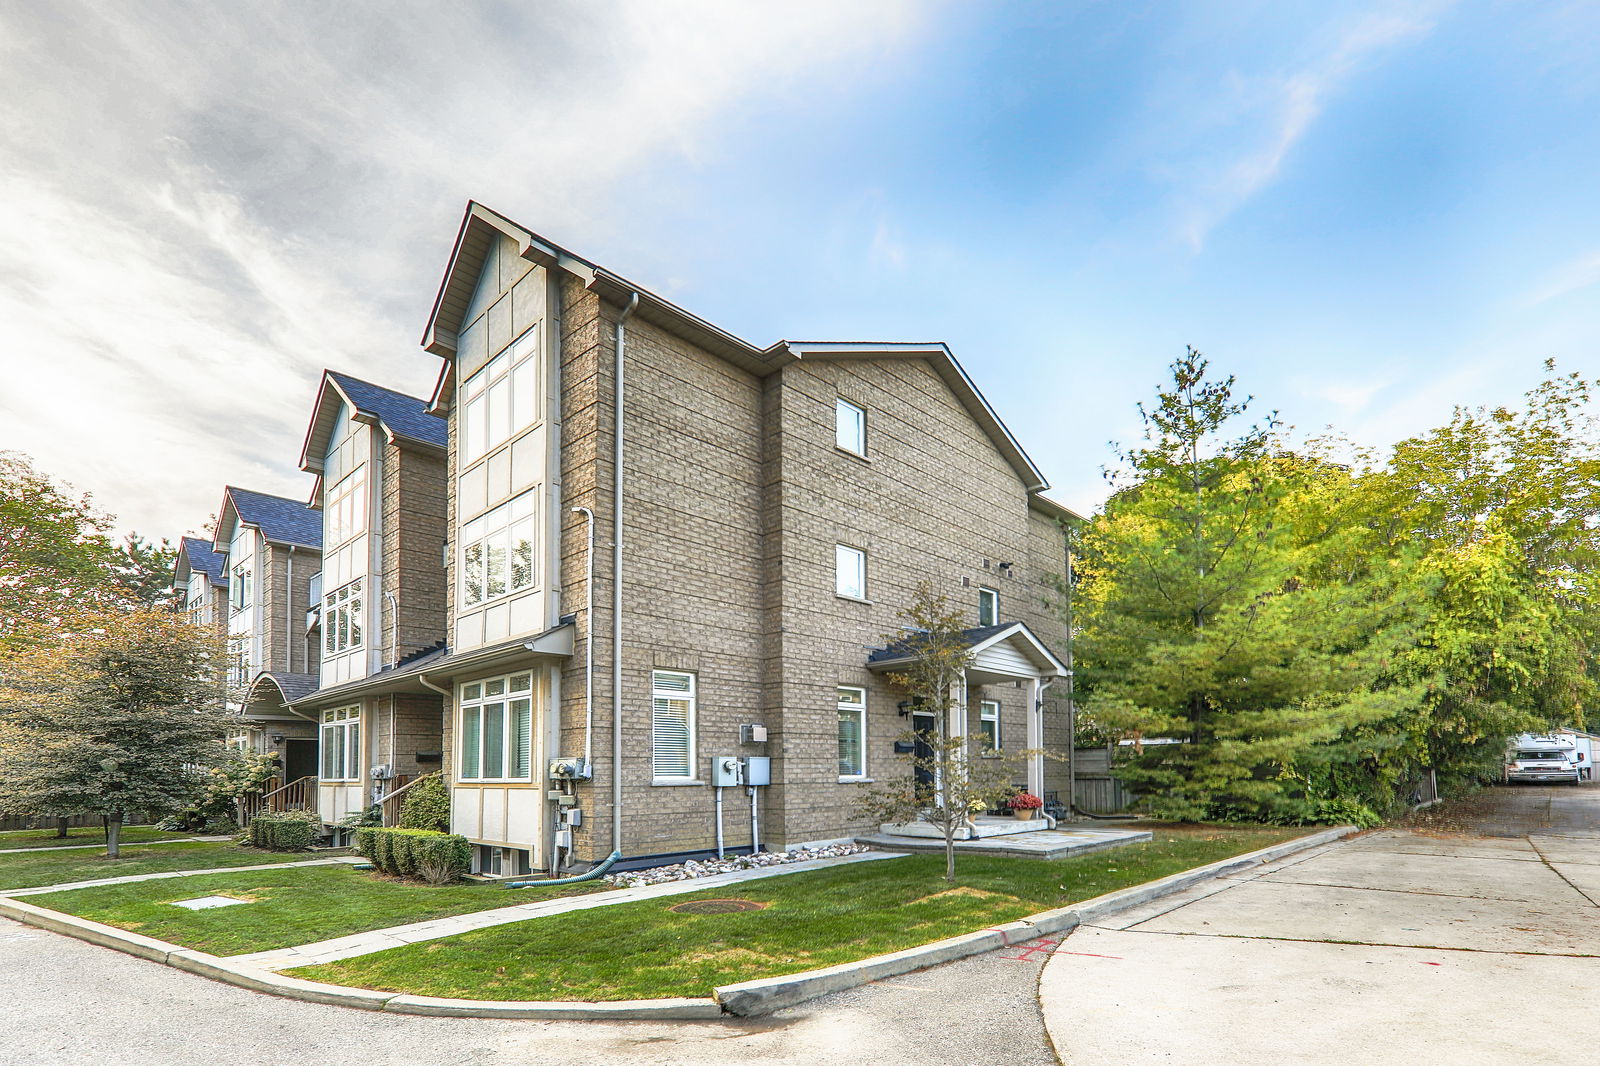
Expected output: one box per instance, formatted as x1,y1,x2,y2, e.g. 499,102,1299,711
1007,792,1043,820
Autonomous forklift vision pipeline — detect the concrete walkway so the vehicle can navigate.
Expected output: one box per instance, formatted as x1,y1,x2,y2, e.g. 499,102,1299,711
1041,783,1600,1065
236,851,903,969
2,856,366,897
858,826,1149,860
0,836,229,855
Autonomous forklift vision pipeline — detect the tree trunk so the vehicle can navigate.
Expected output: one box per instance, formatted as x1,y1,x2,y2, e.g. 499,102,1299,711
55,817,69,838
105,813,122,859
944,822,957,885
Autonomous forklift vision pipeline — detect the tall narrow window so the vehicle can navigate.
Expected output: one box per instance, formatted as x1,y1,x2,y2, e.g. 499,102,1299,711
460,327,540,467
461,490,537,607
979,700,1001,752
837,686,866,778
458,673,535,782
651,670,696,780
978,587,999,626
835,398,865,456
324,578,363,653
320,706,361,781
836,544,866,600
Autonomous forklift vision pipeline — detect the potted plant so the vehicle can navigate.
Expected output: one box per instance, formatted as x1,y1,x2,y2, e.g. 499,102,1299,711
1007,791,1043,821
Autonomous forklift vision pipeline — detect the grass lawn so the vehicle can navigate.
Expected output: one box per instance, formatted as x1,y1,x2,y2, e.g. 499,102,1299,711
293,824,1307,1001
0,841,327,891
0,826,192,851
28,864,608,956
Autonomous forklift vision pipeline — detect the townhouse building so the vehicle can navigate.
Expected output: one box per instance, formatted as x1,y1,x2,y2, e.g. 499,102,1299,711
174,536,229,640
206,486,323,774
302,202,1078,877
283,372,451,831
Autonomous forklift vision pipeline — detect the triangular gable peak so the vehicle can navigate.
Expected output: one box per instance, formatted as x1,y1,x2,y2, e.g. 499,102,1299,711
174,535,227,589
299,370,446,474
867,621,1065,680
214,486,322,552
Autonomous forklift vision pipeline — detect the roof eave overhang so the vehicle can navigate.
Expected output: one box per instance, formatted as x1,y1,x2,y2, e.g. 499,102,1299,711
1028,493,1084,524
867,621,1066,678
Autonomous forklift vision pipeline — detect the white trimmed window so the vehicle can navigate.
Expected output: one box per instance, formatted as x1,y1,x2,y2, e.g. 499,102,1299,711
979,700,1001,752
323,578,364,654
838,686,867,778
458,673,534,782
651,670,696,780
460,327,540,467
836,544,866,600
324,464,368,548
835,398,866,456
231,565,252,611
978,587,999,627
320,706,361,781
462,490,537,607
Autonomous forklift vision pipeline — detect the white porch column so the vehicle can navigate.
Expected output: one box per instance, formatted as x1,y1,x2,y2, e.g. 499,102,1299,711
1027,675,1044,799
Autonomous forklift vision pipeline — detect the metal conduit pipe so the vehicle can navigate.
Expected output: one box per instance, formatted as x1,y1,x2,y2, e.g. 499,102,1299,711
611,292,639,859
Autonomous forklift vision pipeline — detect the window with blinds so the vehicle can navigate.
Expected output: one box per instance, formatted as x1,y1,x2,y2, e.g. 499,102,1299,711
837,686,866,778
320,706,361,781
651,670,696,780
458,672,534,782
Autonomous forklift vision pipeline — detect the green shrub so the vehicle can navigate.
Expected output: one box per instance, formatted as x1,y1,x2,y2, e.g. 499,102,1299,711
357,826,471,884
397,773,450,832
249,809,321,851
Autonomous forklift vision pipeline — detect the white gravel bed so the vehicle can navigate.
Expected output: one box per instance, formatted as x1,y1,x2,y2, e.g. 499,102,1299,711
604,843,872,888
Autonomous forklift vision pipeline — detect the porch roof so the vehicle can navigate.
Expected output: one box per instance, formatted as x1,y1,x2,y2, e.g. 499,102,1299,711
866,620,1066,679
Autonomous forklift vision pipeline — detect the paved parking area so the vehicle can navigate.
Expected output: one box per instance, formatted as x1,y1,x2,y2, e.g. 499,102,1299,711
1041,783,1600,1065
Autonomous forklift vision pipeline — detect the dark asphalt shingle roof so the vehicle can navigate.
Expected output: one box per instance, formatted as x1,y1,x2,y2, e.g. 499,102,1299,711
180,536,229,586
866,622,1019,665
226,487,323,550
329,372,447,449
257,673,319,703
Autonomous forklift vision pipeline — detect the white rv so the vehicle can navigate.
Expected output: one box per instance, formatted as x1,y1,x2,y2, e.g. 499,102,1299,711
1504,734,1582,784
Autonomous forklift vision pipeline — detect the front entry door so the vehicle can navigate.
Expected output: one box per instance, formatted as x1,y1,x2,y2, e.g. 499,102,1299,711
283,739,317,782
911,711,937,803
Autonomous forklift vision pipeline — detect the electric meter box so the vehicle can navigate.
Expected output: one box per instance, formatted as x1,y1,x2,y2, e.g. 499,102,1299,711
742,756,771,786
711,755,744,787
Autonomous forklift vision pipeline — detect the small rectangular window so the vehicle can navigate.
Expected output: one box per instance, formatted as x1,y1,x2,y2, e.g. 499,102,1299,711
979,700,1000,752
651,670,696,779
837,686,866,777
978,587,999,627
835,398,866,456
836,544,866,600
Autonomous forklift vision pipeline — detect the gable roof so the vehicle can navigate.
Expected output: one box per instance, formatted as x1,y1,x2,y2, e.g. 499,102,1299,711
419,202,1067,501
299,370,447,474
215,486,322,552
175,535,228,589
866,620,1066,677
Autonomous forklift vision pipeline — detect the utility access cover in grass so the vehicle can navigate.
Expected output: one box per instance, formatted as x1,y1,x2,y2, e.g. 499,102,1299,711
667,898,767,914
169,895,253,911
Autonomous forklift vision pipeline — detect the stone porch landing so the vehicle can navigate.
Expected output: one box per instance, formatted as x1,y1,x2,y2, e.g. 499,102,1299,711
858,824,1152,860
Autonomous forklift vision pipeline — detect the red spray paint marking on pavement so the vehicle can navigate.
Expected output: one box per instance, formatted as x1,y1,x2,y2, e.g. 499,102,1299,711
1056,950,1123,960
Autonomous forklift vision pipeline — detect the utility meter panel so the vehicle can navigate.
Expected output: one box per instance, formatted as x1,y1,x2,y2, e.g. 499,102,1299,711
711,755,744,787
742,756,771,786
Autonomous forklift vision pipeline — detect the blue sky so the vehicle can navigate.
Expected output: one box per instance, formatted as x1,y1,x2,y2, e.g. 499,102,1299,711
1,1,1596,534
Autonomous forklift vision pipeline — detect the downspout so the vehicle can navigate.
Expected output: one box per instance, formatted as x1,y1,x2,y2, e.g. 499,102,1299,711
570,506,596,772
611,292,639,860
286,547,295,674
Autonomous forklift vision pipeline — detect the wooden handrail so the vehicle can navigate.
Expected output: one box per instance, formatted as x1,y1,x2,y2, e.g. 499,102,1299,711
261,775,317,807
379,771,436,827
238,774,318,827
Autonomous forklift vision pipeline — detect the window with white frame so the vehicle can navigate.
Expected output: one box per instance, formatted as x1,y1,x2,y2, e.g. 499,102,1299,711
460,327,540,467
231,565,252,611
651,670,696,780
324,464,368,549
229,649,249,689
978,587,999,627
323,578,363,654
836,544,866,600
979,700,1001,753
837,686,867,778
835,398,865,456
458,673,534,781
462,490,537,607
320,706,361,781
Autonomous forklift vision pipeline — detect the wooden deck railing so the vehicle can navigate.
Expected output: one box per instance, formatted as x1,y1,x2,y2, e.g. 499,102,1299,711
378,772,432,827
238,775,318,826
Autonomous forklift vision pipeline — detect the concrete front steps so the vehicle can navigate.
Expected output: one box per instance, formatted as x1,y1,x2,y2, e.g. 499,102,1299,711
859,820,1152,860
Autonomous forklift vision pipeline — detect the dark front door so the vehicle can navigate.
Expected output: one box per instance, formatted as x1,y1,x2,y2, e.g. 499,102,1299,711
284,739,318,782
912,712,937,802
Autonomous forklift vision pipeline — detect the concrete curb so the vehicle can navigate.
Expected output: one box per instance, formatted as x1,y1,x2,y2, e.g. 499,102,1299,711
0,825,1357,1021
711,824,1360,1016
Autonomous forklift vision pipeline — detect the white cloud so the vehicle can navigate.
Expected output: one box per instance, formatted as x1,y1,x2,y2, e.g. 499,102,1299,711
1177,5,1449,250
0,1,920,536
1522,247,1600,307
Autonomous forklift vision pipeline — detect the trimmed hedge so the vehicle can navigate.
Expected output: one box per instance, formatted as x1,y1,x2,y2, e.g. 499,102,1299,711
250,810,320,851
396,773,450,832
355,826,471,884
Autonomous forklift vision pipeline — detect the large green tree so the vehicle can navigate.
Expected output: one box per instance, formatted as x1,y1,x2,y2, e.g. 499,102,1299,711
0,610,231,855
0,453,122,644
1075,352,1420,821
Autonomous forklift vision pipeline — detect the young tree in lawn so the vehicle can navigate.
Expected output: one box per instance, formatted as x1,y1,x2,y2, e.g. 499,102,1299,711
0,609,231,856
858,583,1037,884
1075,351,1420,821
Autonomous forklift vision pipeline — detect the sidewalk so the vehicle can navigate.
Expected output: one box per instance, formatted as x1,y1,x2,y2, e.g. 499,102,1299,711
235,851,904,969
3,856,366,897
0,836,230,856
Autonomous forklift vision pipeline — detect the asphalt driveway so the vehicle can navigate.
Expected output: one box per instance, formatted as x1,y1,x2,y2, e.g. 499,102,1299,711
1040,783,1600,1065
